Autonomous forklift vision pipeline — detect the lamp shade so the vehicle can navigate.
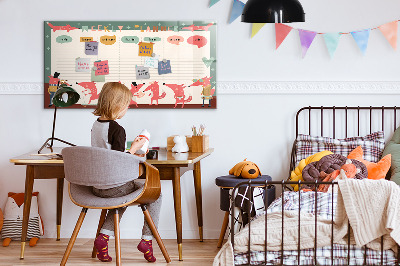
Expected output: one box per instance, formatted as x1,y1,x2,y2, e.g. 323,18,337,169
241,0,305,23
52,86,80,107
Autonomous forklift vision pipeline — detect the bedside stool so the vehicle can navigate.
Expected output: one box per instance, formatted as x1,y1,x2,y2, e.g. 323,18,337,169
215,175,275,248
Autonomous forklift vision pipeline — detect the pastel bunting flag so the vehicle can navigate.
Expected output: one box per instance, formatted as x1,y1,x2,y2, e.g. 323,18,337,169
323,33,341,58
229,0,245,24
378,21,397,50
209,0,220,7
351,29,370,55
251,23,266,38
275,23,293,49
298,29,317,58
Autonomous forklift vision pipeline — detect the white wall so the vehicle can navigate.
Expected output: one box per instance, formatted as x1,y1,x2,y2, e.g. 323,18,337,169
1,0,400,239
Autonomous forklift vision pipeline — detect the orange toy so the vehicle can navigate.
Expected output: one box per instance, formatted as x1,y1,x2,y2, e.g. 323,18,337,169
317,162,359,192
348,146,391,180
229,159,261,179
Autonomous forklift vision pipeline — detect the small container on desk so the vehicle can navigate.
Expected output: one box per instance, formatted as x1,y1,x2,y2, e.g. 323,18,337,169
191,135,209,153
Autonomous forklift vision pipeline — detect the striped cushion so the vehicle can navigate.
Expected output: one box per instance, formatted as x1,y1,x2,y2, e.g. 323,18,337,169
295,131,385,167
1,217,41,240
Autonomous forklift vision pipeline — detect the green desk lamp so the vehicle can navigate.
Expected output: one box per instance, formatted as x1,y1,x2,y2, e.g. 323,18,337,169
38,85,80,154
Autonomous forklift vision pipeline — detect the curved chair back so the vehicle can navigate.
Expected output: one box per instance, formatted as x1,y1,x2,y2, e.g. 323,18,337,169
62,146,144,188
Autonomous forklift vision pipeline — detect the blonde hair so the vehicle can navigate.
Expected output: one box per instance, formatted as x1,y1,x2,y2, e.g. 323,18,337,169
93,82,132,120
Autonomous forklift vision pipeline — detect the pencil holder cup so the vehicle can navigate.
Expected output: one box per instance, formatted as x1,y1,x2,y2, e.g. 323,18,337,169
191,135,209,153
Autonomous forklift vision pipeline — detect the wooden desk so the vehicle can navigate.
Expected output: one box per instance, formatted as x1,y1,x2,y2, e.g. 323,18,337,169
10,147,213,261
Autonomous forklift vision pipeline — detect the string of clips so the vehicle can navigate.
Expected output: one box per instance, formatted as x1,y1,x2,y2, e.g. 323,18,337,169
278,19,400,35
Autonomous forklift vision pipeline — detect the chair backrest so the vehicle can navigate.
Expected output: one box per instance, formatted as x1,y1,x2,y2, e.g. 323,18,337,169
62,146,145,187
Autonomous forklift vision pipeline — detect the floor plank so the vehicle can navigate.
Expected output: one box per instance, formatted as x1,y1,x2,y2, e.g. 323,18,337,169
0,239,222,265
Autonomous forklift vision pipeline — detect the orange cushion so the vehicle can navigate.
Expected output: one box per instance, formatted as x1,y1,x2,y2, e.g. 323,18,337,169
347,146,391,180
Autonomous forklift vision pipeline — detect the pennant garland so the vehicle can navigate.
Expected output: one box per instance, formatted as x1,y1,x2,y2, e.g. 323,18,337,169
351,29,370,55
275,23,293,49
209,2,400,58
378,21,397,50
298,30,317,58
229,0,245,24
251,23,266,38
209,0,220,7
323,33,341,58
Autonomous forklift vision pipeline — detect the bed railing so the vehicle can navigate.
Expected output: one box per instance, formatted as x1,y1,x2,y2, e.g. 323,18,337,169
230,180,400,266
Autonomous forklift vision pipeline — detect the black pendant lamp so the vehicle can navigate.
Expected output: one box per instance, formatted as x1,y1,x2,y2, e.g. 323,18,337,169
242,0,305,23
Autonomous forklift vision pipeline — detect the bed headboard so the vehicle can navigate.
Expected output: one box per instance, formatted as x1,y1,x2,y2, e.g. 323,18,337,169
290,106,400,179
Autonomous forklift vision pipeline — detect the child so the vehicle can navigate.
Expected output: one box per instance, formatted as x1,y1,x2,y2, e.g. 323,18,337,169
91,82,162,263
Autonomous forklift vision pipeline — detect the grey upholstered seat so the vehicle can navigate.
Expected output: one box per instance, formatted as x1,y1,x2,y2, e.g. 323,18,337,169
60,146,170,265
69,181,144,208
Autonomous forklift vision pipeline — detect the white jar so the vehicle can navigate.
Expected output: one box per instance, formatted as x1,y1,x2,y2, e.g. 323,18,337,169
136,129,150,154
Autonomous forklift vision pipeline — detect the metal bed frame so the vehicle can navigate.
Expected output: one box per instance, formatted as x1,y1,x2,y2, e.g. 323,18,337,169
230,106,400,266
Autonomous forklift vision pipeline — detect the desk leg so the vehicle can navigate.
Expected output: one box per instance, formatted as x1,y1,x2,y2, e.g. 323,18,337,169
193,161,203,242
56,178,64,241
20,165,35,259
172,167,183,261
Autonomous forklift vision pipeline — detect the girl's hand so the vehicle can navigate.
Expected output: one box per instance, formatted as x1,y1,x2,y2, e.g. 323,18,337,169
129,137,147,154
134,148,149,157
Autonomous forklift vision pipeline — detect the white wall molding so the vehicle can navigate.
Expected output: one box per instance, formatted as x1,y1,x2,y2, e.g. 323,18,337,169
0,83,43,94
1,81,400,95
218,81,400,94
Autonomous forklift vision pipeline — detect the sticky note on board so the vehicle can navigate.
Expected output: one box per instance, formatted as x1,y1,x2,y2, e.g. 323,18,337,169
158,60,172,75
144,57,159,68
75,58,91,72
85,42,98,55
94,60,109,76
138,42,154,57
91,69,105,82
136,66,150,80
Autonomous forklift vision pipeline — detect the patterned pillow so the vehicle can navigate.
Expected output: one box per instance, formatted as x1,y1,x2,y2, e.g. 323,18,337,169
294,131,385,166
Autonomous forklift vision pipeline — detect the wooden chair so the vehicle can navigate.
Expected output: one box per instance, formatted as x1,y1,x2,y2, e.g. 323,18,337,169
60,146,171,265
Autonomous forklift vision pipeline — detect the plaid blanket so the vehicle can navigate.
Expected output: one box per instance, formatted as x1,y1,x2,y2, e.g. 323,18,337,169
234,191,397,265
235,244,397,265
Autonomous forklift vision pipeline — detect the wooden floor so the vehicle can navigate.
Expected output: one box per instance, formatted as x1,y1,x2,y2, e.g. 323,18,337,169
0,239,221,265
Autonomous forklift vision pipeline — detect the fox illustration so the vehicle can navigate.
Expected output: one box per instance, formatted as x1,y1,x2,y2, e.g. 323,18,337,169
130,82,146,107
163,83,192,108
189,77,215,107
76,82,99,104
143,81,166,105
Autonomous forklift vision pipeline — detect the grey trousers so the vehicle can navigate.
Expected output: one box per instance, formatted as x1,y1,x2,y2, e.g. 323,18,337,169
92,180,162,240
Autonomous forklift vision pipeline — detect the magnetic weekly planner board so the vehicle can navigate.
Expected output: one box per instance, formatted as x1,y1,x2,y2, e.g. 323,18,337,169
44,21,217,109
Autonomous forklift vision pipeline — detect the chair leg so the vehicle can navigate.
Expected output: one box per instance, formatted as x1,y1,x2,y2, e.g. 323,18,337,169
141,205,171,263
92,209,108,258
217,211,230,248
60,208,88,266
114,209,121,266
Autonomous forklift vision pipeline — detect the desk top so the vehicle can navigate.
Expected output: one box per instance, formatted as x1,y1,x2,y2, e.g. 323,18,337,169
10,147,214,166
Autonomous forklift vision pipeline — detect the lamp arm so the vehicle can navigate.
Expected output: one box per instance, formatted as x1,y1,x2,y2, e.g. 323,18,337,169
37,106,76,154
50,106,57,148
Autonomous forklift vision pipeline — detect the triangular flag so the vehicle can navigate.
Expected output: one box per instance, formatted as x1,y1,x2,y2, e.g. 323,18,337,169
298,29,317,58
275,23,293,49
229,0,245,24
209,0,220,7
351,29,370,55
323,33,341,58
378,21,397,50
251,23,266,38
